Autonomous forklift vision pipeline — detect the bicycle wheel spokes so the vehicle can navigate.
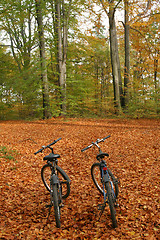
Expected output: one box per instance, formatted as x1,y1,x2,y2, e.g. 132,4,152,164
42,164,51,191
91,163,119,200
107,169,119,199
91,163,103,194
57,171,68,198
41,164,70,199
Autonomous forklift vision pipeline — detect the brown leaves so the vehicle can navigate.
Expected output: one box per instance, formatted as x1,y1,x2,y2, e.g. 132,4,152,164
0,118,160,239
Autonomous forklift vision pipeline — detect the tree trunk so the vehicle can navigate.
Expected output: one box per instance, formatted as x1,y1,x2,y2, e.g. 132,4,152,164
154,54,159,114
108,8,123,113
54,0,71,115
36,0,50,119
124,0,130,107
99,0,123,113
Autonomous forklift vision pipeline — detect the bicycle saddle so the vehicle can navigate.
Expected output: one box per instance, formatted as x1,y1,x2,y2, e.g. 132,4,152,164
96,152,109,160
43,153,60,161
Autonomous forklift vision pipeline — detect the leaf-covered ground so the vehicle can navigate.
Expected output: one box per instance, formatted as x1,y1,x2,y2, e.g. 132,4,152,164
0,118,160,240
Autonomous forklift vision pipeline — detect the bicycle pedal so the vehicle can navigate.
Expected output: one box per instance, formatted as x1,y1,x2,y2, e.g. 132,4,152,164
97,203,105,210
117,179,120,184
59,204,64,208
45,204,52,208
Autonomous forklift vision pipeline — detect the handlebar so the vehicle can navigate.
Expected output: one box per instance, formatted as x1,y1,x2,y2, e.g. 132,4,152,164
34,137,62,155
81,135,110,152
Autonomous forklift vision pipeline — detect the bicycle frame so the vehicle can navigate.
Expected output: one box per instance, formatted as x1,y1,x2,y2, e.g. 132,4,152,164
46,146,61,184
46,160,62,203
95,141,116,202
48,161,59,184
35,137,71,228
100,161,116,202
82,135,119,228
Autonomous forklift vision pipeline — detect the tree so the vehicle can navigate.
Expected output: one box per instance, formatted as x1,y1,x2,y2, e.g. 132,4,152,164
48,0,72,115
35,0,51,119
99,0,123,113
128,0,160,116
0,0,35,73
0,0,43,118
66,20,112,117
0,46,15,119
124,0,130,107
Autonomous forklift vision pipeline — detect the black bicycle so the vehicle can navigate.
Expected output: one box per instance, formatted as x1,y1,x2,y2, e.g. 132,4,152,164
81,135,119,228
34,138,70,228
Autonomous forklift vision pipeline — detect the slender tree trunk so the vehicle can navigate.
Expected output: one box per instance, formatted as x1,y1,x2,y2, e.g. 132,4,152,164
54,0,63,113
54,0,71,115
108,7,123,112
154,53,159,114
54,0,65,114
124,0,130,107
36,0,50,119
99,0,123,113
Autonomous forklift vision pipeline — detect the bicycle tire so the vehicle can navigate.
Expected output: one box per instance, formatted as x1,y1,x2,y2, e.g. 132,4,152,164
41,164,70,199
105,181,117,228
50,182,61,228
91,162,119,198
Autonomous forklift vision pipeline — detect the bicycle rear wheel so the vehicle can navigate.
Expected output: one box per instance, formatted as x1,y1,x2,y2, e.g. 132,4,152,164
105,181,117,228
50,182,61,228
41,164,70,199
91,162,119,198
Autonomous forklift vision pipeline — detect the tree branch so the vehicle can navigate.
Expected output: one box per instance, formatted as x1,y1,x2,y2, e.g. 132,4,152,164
137,0,151,17
99,0,108,15
114,0,122,11
130,26,159,59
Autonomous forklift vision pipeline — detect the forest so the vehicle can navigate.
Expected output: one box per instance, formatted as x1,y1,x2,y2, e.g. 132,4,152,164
0,0,160,120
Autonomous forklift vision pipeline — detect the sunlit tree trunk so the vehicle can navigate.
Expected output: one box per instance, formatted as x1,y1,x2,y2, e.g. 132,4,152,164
36,0,51,119
154,53,159,114
108,4,123,112
100,0,123,113
124,0,130,107
54,0,72,115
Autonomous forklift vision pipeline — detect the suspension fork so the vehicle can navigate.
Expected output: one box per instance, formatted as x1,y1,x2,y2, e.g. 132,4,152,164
101,169,109,200
103,167,116,200
100,160,108,201
50,162,63,204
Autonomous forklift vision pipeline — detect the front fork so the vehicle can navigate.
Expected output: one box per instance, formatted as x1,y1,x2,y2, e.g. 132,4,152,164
98,164,118,219
101,167,116,202
50,174,62,206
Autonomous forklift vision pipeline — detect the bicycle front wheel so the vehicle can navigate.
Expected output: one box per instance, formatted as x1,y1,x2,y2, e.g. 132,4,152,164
41,164,70,199
50,183,61,228
91,163,119,198
105,181,117,228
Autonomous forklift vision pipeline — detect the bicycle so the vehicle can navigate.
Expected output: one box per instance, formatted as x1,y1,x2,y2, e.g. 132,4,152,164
81,135,119,228
34,137,70,228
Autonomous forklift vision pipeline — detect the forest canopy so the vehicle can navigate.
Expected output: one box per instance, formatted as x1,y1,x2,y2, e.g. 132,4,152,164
0,0,159,120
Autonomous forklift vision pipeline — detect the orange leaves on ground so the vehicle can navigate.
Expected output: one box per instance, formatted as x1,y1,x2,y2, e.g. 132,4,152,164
0,118,160,239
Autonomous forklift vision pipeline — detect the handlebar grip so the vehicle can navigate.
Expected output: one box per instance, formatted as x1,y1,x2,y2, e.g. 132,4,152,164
81,147,88,152
103,135,111,140
49,137,62,147
55,137,62,143
81,144,93,152
34,148,43,155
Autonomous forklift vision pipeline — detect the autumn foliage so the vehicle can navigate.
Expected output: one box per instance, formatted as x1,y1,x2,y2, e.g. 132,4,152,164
0,118,159,239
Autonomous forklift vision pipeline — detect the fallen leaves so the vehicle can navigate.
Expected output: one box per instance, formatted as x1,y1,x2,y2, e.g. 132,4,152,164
0,118,160,239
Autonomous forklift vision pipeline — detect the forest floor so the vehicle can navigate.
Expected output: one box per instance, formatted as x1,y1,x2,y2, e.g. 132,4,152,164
0,118,160,240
